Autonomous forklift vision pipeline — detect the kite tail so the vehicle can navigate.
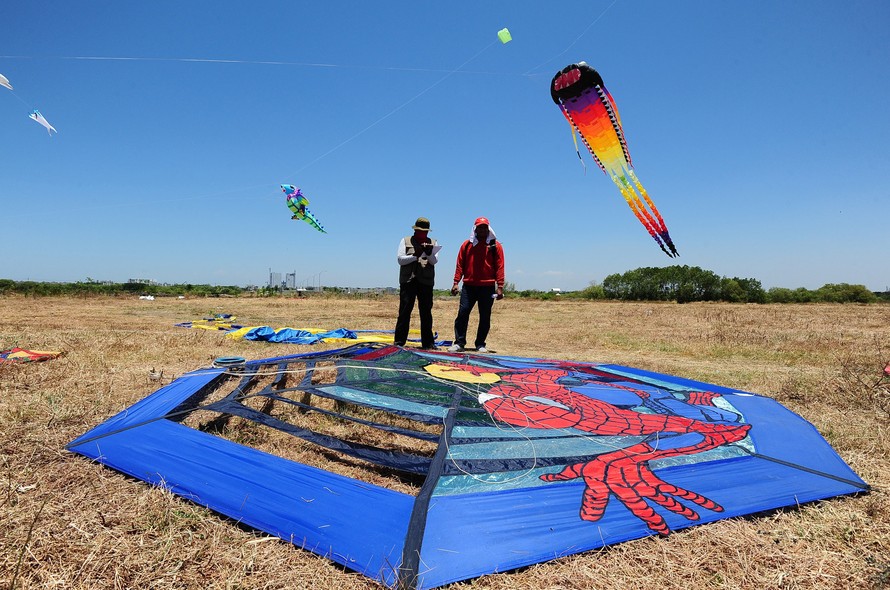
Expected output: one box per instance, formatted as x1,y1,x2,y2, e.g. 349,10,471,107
612,175,675,257
627,170,667,234
627,170,678,256
303,208,327,233
567,119,587,173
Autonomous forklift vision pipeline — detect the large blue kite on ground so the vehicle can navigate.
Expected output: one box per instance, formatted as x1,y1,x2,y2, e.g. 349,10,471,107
68,345,867,589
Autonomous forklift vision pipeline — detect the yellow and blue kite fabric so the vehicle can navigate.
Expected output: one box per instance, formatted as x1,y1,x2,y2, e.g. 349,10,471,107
551,62,678,257
174,313,243,331
1,347,64,362
67,345,867,589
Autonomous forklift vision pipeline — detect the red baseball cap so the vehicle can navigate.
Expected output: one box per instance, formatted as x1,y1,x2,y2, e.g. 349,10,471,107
474,217,490,226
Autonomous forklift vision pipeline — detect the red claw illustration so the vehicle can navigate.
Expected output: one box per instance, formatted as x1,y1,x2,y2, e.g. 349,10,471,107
478,365,750,534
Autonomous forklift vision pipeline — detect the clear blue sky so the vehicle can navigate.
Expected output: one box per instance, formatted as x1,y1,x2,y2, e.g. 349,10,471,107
2,1,888,291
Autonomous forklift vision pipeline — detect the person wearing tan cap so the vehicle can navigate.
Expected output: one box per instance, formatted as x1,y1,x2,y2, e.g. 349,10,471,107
394,217,439,349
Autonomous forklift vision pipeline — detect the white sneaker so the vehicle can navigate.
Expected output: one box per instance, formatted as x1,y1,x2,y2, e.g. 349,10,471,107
476,346,489,353
447,344,464,352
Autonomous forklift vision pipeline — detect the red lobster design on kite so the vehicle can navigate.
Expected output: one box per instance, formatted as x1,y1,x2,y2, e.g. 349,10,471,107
444,361,749,534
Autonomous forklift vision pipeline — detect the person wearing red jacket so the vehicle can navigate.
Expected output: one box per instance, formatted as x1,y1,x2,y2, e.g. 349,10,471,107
448,217,505,353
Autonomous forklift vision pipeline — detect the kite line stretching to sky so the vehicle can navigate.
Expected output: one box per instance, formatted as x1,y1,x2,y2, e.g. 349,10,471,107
551,62,678,257
281,184,326,233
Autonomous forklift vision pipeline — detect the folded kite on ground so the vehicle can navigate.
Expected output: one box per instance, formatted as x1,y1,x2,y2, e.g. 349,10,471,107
68,344,867,589
174,314,243,331
225,326,448,347
1,347,64,362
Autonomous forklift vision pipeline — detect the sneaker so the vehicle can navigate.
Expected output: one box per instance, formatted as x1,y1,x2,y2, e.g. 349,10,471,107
447,344,464,352
476,346,489,353
421,345,438,351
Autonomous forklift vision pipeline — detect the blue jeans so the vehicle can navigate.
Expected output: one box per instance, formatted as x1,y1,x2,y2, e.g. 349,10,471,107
453,284,495,348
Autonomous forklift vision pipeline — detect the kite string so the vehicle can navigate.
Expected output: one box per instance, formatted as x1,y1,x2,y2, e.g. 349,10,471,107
521,0,620,78
0,54,513,76
5,89,34,110
3,39,501,218
285,40,498,179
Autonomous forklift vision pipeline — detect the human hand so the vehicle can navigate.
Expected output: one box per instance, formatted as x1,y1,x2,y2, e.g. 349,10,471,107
451,284,459,296
496,287,504,300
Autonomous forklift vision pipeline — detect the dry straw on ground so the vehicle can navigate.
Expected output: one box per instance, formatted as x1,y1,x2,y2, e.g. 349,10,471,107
1,295,888,589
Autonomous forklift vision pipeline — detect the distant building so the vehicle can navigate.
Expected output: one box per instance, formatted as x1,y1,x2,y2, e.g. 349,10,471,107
128,278,156,285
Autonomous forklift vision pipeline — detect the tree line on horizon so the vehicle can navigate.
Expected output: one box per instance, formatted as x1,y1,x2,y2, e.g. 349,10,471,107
0,279,244,298
509,265,886,304
0,266,886,304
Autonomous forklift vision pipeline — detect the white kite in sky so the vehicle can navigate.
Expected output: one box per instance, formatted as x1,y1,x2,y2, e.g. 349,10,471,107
29,109,57,135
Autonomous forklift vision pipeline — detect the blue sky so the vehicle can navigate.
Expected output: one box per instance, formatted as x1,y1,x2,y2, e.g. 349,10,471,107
2,1,888,291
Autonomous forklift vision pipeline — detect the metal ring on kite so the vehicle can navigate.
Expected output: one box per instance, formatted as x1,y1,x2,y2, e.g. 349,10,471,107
213,356,246,368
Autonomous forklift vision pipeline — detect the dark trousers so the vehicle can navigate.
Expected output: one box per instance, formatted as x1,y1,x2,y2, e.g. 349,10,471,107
394,280,435,348
453,284,495,348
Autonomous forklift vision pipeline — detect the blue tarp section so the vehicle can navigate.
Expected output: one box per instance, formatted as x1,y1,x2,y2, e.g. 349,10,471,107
67,345,868,590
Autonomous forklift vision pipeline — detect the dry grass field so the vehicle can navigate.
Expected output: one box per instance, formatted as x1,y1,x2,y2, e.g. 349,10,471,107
1,294,888,589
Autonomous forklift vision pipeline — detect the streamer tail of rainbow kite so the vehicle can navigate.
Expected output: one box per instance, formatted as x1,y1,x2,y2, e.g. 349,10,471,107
551,62,678,257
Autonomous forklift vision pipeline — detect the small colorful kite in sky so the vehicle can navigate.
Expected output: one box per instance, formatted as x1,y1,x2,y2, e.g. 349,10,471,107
551,62,678,257
0,74,12,91
281,184,326,233
497,28,512,44
29,109,57,135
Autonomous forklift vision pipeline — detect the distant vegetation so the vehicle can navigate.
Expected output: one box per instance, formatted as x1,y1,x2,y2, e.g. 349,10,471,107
508,265,887,304
1,267,887,304
0,279,243,298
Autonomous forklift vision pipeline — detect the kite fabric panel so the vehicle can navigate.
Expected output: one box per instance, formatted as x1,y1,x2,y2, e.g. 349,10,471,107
551,62,678,257
67,345,867,589
1,347,64,362
225,326,450,347
174,313,243,331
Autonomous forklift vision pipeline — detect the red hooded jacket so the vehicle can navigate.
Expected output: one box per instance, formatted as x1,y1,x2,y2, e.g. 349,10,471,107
453,234,505,287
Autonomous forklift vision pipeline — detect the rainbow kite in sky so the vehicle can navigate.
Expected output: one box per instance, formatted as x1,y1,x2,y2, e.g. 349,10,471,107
551,62,678,257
